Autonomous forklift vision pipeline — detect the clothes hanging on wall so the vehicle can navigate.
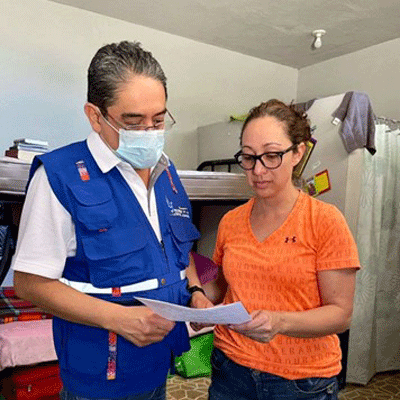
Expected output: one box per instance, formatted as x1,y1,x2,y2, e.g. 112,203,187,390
332,91,376,155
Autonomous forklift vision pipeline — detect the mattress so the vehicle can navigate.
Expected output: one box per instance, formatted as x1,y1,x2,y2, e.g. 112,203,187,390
0,157,30,195
178,170,253,200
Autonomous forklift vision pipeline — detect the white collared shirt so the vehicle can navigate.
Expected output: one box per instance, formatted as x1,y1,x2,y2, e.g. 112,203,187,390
12,132,166,279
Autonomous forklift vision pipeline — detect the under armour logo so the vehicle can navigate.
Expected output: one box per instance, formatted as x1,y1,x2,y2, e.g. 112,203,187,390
285,236,297,243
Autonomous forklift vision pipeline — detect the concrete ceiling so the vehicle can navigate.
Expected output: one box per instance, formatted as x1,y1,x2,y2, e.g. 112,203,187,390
48,0,400,69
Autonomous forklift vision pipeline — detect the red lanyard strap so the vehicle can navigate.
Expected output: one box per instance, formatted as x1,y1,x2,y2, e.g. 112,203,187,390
166,167,178,194
107,287,121,380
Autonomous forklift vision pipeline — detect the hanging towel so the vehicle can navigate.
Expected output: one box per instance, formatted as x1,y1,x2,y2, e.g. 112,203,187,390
332,91,376,155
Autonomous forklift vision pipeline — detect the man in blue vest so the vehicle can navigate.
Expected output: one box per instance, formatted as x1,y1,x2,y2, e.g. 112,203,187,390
12,40,212,400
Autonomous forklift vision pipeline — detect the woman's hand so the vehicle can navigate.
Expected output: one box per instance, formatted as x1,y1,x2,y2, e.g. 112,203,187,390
189,291,215,332
228,310,284,343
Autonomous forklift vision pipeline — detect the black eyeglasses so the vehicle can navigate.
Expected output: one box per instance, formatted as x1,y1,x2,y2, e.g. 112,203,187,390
234,144,297,170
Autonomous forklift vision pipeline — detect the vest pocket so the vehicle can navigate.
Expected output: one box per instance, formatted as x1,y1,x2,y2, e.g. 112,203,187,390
169,218,200,266
117,337,171,376
117,322,189,377
81,227,153,288
60,320,108,377
68,179,118,231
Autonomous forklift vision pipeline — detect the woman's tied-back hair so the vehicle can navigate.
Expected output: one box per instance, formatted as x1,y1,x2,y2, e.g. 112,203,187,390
240,99,312,150
87,41,167,115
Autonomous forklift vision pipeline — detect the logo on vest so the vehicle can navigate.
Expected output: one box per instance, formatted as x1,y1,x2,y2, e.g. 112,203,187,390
285,236,297,243
166,196,190,218
75,160,90,181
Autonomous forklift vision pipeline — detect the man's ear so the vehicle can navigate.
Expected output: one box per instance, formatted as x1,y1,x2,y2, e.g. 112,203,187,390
84,103,102,133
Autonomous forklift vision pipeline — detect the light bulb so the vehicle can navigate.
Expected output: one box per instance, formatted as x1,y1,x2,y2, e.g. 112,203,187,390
311,29,326,50
313,36,322,49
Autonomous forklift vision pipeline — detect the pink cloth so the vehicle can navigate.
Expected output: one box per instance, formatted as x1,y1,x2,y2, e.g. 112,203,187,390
0,319,57,370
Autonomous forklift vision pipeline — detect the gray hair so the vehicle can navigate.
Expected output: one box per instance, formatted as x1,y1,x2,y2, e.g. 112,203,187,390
87,41,167,115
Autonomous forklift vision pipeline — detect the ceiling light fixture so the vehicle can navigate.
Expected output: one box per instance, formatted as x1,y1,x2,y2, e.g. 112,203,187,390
311,29,326,50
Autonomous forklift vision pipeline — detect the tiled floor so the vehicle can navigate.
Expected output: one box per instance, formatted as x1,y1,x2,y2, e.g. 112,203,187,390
166,370,400,399
167,376,209,400
338,371,400,400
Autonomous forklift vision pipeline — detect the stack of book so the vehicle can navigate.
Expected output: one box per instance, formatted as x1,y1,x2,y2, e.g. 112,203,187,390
5,138,49,163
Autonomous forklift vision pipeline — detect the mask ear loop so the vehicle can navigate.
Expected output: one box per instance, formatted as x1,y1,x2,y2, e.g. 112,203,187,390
96,109,123,155
99,110,121,135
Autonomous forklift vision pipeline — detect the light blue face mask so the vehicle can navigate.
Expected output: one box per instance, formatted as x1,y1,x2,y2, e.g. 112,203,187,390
101,114,165,169
116,129,165,169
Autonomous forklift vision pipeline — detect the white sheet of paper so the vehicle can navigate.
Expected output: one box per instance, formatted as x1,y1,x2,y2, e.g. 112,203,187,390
135,297,251,325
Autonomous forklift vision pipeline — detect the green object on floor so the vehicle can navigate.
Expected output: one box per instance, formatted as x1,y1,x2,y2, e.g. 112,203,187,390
175,332,214,378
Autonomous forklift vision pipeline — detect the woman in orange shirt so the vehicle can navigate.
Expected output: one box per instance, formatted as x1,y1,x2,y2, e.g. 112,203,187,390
202,99,360,400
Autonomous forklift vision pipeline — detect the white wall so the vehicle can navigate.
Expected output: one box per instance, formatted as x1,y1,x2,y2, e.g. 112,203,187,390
297,38,400,120
0,0,298,170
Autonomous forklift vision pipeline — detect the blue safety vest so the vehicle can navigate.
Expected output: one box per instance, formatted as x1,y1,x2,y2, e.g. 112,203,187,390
30,140,200,398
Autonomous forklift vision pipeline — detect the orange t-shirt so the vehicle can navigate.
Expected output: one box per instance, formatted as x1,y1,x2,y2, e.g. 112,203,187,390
212,190,360,380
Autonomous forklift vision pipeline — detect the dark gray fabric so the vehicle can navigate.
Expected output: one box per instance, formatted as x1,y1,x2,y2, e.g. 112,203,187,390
294,98,316,114
332,91,376,155
0,225,14,285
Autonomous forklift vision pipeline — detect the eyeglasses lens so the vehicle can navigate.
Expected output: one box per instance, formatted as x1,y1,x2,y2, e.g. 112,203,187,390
126,120,175,131
238,153,282,170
